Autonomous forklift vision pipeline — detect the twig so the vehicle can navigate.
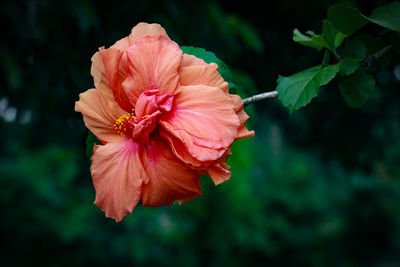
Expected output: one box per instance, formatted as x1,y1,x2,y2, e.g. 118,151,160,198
362,45,392,67
242,90,278,106
242,45,393,106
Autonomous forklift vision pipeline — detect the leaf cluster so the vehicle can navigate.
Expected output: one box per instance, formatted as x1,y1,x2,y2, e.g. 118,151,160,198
278,2,400,113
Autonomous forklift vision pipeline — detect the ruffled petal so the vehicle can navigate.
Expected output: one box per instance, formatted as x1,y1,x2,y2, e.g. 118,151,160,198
91,140,146,222
141,135,201,206
207,163,231,185
111,23,170,51
91,48,132,111
160,129,233,186
230,95,255,139
159,129,214,167
159,85,240,162
75,89,126,143
123,35,182,105
180,54,212,68
178,61,229,93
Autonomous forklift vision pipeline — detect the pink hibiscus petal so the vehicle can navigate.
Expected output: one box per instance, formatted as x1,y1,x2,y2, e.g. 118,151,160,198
141,135,202,206
75,89,126,143
123,35,182,105
91,140,146,222
207,163,231,186
91,135,202,222
111,23,170,51
180,54,214,68
159,85,240,162
230,95,255,139
178,57,229,93
91,48,132,111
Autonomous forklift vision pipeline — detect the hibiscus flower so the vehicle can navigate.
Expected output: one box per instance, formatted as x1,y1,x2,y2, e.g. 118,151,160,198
75,23,254,222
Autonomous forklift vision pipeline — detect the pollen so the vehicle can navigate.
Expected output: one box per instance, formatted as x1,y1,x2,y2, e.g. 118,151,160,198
114,114,135,137
113,111,151,137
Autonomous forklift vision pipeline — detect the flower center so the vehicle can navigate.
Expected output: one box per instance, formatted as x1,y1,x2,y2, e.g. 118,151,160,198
113,109,138,137
113,89,173,142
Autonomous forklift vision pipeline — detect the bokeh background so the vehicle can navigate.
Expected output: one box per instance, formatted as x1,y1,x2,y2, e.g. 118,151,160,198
1,0,400,266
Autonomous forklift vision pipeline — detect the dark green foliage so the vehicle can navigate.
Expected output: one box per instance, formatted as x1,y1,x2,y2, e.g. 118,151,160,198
279,1,400,111
328,4,369,36
339,69,376,107
366,2,400,33
339,58,360,75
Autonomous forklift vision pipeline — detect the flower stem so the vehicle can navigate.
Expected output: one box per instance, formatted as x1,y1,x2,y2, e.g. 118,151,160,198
242,90,278,106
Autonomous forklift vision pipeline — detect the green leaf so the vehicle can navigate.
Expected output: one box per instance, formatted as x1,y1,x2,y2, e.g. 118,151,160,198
293,20,345,53
86,131,101,158
277,64,340,113
339,58,360,75
321,49,331,67
322,20,346,51
327,4,369,35
343,39,367,60
365,2,400,33
180,46,236,90
293,29,325,51
339,69,375,108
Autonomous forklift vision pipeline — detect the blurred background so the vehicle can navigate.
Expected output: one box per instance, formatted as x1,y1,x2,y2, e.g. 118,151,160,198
1,0,400,266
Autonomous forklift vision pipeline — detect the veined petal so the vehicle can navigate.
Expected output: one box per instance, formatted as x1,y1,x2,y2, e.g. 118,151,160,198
91,48,132,111
159,129,216,167
159,85,239,162
91,48,120,99
178,63,229,93
160,130,232,186
141,135,201,206
91,140,146,222
75,89,126,143
123,35,182,105
111,23,170,50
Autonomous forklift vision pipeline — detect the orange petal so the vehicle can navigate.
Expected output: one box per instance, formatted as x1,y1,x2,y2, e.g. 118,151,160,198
207,163,231,185
161,129,233,186
159,129,214,167
91,140,146,222
141,135,201,206
75,89,126,143
159,85,240,162
123,35,182,105
111,23,170,50
91,48,132,111
91,48,119,100
178,63,229,93
180,54,214,68
229,94,255,139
